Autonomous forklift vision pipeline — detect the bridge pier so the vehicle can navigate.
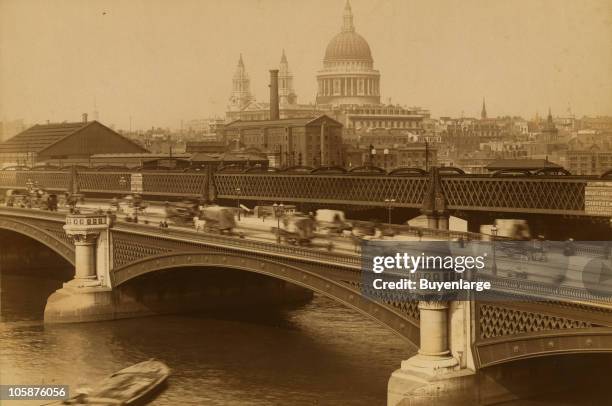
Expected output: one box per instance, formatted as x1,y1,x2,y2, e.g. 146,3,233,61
388,300,471,406
425,214,449,230
44,213,114,323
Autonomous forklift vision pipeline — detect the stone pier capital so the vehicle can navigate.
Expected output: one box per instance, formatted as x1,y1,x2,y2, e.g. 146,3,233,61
418,300,449,311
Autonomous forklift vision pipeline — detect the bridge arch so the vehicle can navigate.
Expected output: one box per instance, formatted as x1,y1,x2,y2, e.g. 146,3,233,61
0,217,74,265
111,251,420,348
474,328,612,368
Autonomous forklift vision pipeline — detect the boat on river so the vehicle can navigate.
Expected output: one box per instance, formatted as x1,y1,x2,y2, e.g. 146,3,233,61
47,359,170,405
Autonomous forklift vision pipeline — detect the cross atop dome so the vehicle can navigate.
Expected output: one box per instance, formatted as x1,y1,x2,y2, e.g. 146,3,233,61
342,0,355,32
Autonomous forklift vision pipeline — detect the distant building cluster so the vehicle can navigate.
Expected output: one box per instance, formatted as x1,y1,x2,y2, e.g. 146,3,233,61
1,1,611,176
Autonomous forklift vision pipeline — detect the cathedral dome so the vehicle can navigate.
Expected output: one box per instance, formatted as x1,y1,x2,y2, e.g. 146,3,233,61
316,1,381,107
324,31,372,62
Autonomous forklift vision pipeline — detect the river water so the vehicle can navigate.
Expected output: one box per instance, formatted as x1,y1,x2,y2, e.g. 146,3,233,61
0,273,412,405
0,272,606,406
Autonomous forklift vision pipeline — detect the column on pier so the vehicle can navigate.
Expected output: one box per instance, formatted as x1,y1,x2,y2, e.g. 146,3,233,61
73,234,98,279
63,214,109,283
417,301,451,357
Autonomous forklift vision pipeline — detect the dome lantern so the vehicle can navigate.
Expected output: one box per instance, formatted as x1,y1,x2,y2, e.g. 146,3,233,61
342,0,354,32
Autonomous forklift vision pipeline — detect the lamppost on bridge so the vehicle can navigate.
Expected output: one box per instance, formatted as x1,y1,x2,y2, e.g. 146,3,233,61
273,202,284,243
384,198,395,225
370,146,376,167
119,175,127,189
491,224,498,276
236,187,242,221
383,148,389,170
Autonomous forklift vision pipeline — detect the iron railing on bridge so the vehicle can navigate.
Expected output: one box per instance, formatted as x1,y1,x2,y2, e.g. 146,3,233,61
1,169,609,215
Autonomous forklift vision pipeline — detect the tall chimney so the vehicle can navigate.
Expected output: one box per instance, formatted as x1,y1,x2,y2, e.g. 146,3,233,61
269,69,280,121
82,113,88,123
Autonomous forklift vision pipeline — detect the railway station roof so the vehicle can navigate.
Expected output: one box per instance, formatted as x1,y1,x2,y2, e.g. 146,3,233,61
0,120,147,157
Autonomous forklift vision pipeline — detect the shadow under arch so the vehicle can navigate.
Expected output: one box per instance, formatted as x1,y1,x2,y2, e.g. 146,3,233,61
111,251,420,348
0,217,75,266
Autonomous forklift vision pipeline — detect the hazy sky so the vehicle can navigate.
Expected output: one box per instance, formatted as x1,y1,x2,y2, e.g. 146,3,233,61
1,0,611,129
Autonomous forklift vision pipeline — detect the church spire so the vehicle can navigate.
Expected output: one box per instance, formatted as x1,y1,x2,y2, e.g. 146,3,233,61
547,107,553,123
279,50,297,105
229,54,254,110
342,0,354,32
481,97,487,119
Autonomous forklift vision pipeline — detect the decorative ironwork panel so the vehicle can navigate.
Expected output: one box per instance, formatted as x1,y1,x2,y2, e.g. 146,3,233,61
344,280,420,322
442,177,586,212
143,173,208,197
0,171,69,191
214,173,428,207
79,171,132,193
0,172,18,188
478,303,593,340
112,231,173,268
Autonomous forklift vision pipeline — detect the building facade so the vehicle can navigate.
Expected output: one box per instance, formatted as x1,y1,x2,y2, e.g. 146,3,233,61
221,115,343,168
567,149,612,175
344,143,436,170
330,104,430,133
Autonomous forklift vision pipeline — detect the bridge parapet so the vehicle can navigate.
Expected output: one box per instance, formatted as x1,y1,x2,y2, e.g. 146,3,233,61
2,169,612,216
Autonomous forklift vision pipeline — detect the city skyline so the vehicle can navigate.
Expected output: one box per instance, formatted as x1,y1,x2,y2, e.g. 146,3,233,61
1,0,612,129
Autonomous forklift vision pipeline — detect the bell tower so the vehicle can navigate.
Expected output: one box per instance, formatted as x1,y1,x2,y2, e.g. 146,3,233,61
278,50,297,105
228,54,255,111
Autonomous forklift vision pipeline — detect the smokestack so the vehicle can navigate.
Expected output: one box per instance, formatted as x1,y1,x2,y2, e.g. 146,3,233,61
82,113,88,123
269,69,279,121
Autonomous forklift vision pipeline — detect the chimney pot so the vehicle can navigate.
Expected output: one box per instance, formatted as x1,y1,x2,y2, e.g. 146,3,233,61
82,113,88,123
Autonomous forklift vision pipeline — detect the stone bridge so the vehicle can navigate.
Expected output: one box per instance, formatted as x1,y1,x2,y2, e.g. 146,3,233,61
1,207,611,405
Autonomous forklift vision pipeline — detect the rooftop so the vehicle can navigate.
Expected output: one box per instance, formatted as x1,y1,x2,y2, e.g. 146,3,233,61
0,121,91,154
485,159,562,171
191,152,267,162
224,115,342,129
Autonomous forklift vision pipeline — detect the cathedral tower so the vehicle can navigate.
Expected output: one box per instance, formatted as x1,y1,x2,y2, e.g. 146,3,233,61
279,50,297,105
228,54,255,111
